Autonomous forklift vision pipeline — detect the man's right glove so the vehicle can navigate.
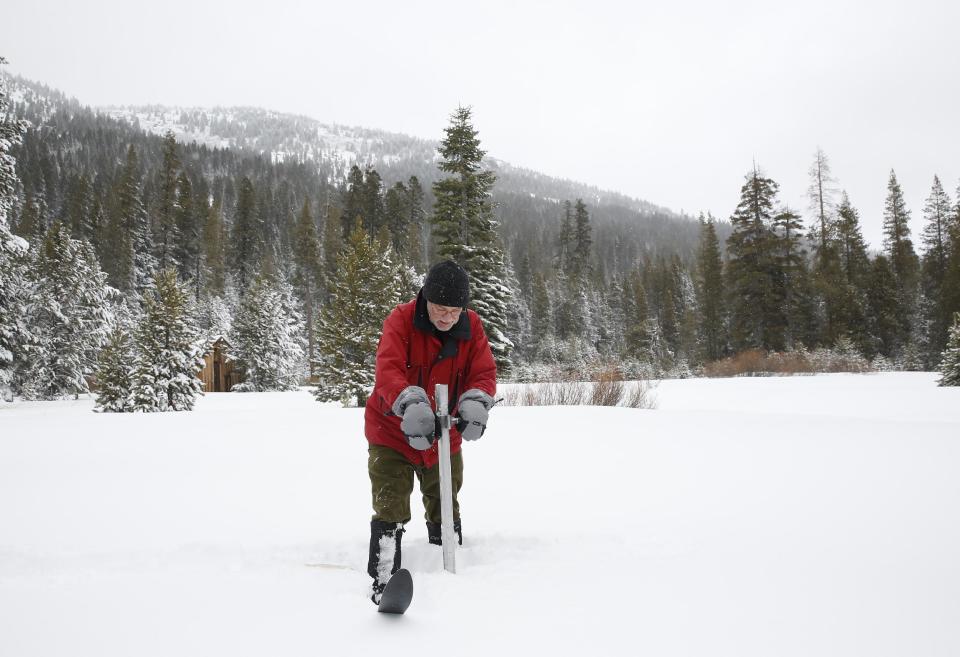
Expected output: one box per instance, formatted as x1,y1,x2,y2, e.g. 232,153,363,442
393,386,436,451
400,403,436,450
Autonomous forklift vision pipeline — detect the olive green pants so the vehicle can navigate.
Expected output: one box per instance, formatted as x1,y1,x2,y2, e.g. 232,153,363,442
368,444,463,525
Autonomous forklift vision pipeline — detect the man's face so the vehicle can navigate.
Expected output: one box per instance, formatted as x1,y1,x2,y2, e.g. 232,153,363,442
426,301,463,332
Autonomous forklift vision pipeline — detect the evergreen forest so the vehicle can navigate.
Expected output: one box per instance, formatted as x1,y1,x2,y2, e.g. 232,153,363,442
3,69,960,407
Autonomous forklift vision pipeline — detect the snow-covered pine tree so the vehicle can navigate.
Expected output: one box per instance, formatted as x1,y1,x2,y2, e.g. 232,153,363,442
174,171,200,291
231,271,305,392
195,293,234,344
938,313,960,386
314,224,403,406
201,200,227,296
431,106,514,374
94,315,136,412
503,257,532,363
529,270,553,359
230,177,260,294
131,268,203,411
108,145,156,295
0,57,31,401
19,223,112,400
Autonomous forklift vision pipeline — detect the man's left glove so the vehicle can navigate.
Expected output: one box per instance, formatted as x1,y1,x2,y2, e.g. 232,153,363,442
457,389,494,441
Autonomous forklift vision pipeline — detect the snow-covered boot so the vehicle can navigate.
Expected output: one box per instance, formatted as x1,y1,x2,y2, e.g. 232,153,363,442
426,520,462,546
368,520,404,604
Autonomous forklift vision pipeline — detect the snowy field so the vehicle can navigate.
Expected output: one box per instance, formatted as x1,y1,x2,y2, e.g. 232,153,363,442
1,373,958,657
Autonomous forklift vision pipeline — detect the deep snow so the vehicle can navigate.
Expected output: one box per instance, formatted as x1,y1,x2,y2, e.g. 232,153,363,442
1,373,958,656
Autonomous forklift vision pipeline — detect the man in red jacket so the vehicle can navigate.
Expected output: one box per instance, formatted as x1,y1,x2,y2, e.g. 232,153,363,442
364,260,497,604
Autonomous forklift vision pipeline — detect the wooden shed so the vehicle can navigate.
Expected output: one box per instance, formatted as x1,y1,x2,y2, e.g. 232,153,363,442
198,336,240,392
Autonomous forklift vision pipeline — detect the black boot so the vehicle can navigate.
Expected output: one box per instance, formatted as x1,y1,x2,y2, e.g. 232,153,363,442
426,520,462,546
368,520,404,605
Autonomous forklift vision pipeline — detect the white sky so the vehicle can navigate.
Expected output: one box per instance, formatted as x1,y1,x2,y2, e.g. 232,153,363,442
5,0,959,250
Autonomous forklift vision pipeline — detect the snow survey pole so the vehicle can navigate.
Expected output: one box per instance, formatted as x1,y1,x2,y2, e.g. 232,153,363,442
434,383,457,574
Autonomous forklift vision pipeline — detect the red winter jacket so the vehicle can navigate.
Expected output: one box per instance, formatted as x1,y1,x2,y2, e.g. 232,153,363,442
364,291,497,468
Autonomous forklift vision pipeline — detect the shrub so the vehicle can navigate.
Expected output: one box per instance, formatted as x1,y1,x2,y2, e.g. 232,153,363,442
704,344,873,377
499,365,656,409
591,367,625,406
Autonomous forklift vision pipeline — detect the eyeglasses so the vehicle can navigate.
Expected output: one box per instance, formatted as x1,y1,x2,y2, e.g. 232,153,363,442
429,303,462,319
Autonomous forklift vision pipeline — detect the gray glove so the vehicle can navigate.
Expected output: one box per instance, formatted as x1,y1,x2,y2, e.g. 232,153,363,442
457,389,494,441
392,385,429,416
401,402,436,450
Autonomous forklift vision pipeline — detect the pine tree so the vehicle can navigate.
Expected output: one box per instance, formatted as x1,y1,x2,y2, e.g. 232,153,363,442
572,199,592,280
291,198,322,368
529,271,553,357
362,168,385,235
231,271,306,392
922,175,952,282
405,176,427,269
835,192,871,287
201,200,226,296
94,319,135,412
431,106,514,373
314,225,402,406
807,148,838,255
174,171,200,292
695,216,725,361
19,223,112,400
882,170,920,354
109,145,155,295
623,267,652,362
63,173,93,241
341,166,365,237
883,171,918,278
556,200,573,274
771,208,809,348
726,167,782,351
14,193,42,239
384,181,408,258
937,313,960,386
502,258,532,364
806,151,846,347
921,176,955,360
865,255,900,358
0,57,31,401
195,293,234,343
322,202,343,300
231,177,260,294
154,132,182,272
131,268,203,411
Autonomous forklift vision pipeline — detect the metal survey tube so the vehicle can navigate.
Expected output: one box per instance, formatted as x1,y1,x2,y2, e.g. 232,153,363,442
434,383,456,574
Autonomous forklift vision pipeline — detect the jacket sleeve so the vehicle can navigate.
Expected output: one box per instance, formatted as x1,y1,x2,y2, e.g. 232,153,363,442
463,312,497,399
373,306,412,415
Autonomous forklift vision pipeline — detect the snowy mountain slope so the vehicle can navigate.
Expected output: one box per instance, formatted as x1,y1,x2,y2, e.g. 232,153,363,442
7,75,675,216
1,373,958,656
99,103,677,216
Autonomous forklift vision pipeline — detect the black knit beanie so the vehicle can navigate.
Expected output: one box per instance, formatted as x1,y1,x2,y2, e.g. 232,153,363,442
423,260,470,308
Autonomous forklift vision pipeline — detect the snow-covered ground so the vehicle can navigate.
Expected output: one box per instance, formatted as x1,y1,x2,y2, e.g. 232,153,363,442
1,373,958,657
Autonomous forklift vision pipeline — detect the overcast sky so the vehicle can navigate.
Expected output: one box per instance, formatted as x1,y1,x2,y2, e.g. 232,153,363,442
5,0,959,250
